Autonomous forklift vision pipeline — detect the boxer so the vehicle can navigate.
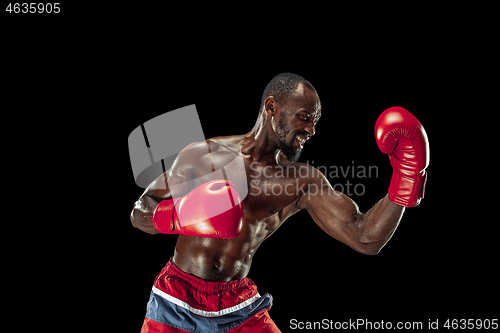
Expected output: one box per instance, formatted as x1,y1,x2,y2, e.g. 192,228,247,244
131,73,429,332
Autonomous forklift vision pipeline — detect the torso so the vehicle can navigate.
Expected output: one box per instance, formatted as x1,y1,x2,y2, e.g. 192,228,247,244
173,135,315,281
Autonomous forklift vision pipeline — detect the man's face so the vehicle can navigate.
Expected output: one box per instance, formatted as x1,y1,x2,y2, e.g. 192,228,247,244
275,84,321,162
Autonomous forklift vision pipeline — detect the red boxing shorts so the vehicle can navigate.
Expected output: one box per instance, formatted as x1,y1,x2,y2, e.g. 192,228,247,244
141,259,281,333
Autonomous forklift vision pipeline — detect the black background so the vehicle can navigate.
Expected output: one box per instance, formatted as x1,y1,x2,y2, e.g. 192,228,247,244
2,5,496,332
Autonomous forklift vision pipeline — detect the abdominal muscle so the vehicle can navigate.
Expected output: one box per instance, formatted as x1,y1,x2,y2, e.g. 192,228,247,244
169,192,301,282
172,234,257,282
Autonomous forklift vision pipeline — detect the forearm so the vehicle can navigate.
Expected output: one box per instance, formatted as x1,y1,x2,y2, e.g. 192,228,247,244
130,195,160,234
357,195,405,251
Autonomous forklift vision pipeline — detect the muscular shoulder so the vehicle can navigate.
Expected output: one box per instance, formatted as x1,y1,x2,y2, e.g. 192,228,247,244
172,136,244,178
171,140,213,178
206,136,244,154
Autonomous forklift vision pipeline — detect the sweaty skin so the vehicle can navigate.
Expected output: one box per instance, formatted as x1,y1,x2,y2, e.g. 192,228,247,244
131,83,405,281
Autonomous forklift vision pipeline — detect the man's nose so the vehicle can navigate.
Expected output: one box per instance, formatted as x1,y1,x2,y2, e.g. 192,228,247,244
305,124,316,137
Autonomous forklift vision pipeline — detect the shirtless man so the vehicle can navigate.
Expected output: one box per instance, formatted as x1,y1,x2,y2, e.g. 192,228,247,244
130,73,429,332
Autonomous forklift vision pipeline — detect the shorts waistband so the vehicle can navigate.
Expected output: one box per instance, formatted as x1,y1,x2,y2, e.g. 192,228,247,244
160,258,255,295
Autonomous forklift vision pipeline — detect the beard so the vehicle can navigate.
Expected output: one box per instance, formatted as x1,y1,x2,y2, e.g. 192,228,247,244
276,117,304,163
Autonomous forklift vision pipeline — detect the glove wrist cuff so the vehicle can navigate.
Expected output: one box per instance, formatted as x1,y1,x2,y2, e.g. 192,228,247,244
152,198,180,234
388,170,427,208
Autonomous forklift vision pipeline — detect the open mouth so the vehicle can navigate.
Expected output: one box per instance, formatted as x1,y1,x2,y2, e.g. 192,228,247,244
296,136,307,149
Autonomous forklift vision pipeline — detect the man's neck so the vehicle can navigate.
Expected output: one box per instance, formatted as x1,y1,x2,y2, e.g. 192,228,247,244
244,115,280,165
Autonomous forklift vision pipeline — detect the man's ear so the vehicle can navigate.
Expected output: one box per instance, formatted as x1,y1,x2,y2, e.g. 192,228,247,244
264,96,276,116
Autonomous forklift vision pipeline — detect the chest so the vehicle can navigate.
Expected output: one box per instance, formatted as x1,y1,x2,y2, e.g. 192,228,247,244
197,149,309,230
242,162,308,220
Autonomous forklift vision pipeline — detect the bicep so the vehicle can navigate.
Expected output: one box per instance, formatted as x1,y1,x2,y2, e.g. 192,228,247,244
143,140,217,202
131,142,208,233
297,173,365,250
143,146,199,202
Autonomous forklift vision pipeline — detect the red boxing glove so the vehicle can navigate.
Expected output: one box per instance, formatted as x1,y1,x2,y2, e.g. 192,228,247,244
152,180,244,238
375,107,430,207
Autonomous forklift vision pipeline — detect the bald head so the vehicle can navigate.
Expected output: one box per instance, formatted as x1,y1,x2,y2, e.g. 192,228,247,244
259,73,317,113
